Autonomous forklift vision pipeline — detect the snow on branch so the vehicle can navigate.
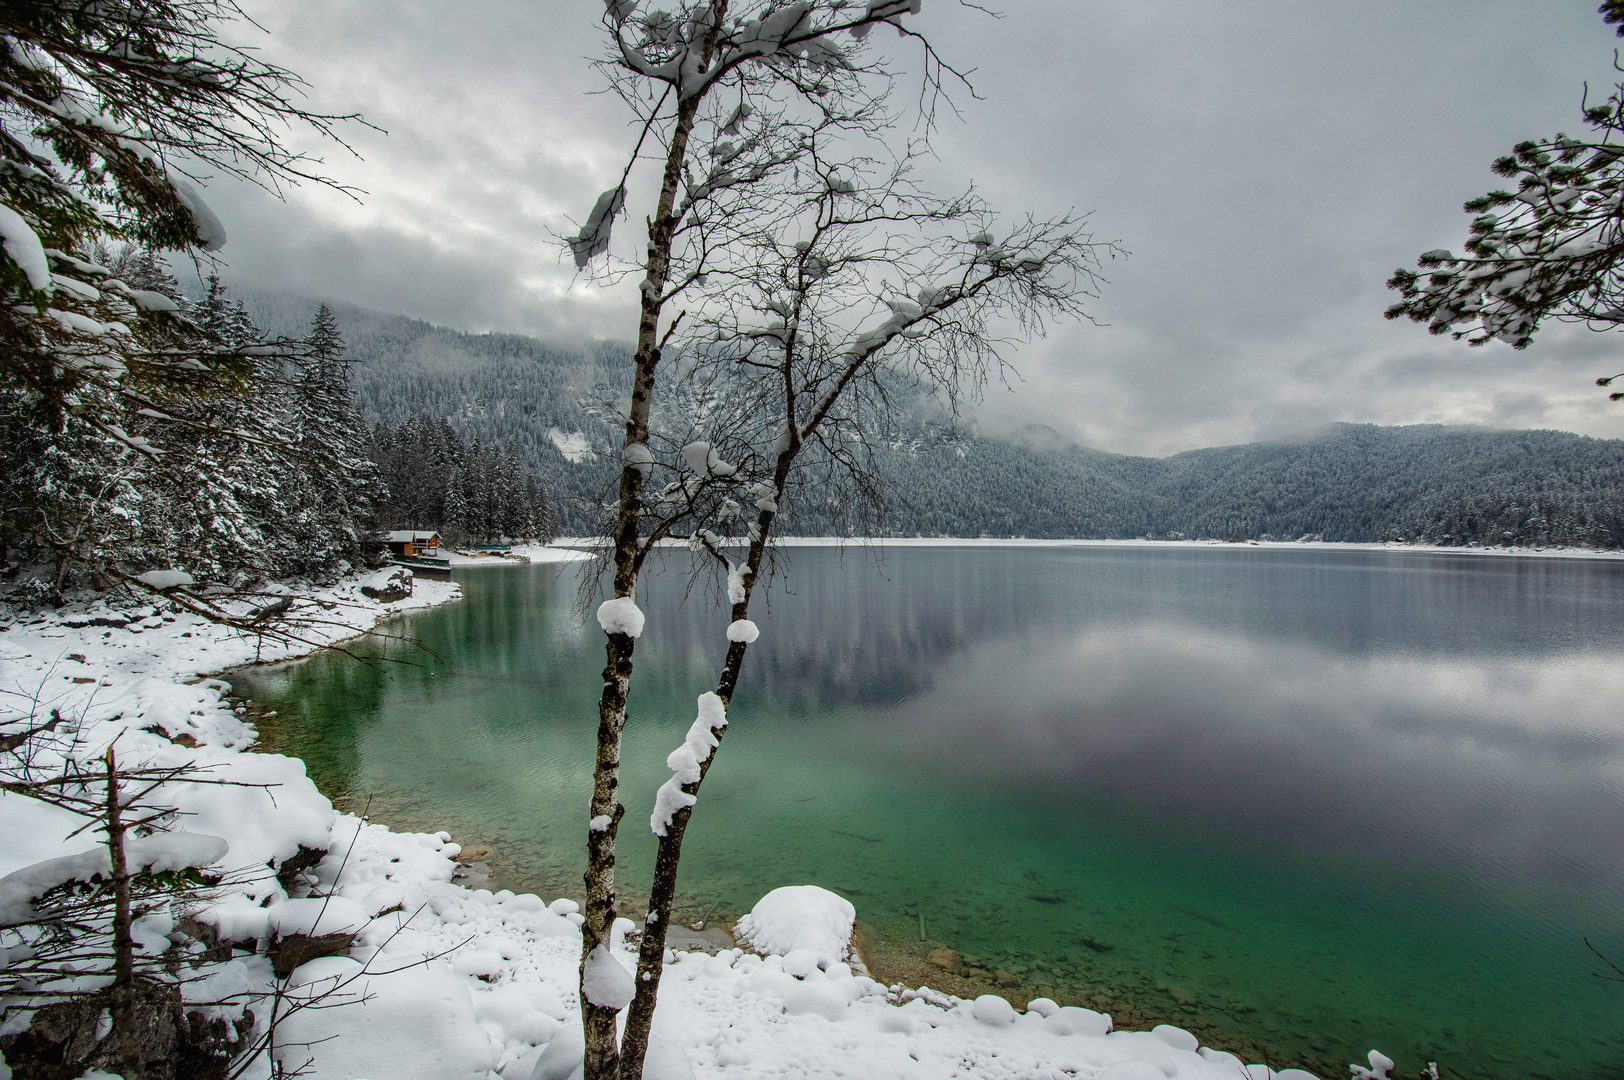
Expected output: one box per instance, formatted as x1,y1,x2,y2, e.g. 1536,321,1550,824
597,596,646,638
605,0,923,103
651,692,728,836
1387,81,1624,356
569,185,628,268
0,833,229,927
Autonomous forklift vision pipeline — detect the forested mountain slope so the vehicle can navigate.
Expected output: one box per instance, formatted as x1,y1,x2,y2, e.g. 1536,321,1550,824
237,291,1624,545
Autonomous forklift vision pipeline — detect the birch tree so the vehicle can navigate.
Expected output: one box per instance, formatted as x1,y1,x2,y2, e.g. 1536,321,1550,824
625,156,1115,1080
568,4,1118,1078
570,4,966,1074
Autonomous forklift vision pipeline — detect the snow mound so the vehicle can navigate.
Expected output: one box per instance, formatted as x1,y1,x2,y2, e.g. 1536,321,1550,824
136,569,194,590
1044,1005,1112,1036
360,565,413,601
596,596,646,638
644,1035,696,1080
973,994,1016,1025
266,896,372,937
734,885,855,969
726,619,759,643
1154,1023,1200,1051
1100,1061,1167,1080
274,957,495,1080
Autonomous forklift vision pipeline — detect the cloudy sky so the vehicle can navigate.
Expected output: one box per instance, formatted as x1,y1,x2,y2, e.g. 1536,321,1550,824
208,1,1624,456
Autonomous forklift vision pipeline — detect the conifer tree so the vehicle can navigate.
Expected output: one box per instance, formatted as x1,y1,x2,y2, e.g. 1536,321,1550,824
1387,3,1624,399
0,0,361,593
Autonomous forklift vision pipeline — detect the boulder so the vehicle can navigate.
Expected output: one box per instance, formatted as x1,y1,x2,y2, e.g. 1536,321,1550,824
270,932,358,979
0,979,251,1080
361,566,413,602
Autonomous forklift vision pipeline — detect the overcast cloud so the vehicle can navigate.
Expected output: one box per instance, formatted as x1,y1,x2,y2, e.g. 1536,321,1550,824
203,1,1624,456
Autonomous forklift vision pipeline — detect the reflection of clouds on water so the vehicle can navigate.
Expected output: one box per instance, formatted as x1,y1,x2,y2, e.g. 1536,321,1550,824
638,546,1624,711
891,624,1624,894
628,548,1624,893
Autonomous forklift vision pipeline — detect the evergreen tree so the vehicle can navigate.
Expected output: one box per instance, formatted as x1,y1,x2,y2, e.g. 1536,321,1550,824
366,415,554,543
281,305,374,572
1,0,356,489
1387,4,1624,400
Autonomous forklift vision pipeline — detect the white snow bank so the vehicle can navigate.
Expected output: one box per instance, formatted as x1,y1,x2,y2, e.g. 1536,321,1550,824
162,737,336,875
0,789,88,879
275,956,495,1080
726,618,759,643
267,896,373,937
734,884,855,969
499,544,594,564
135,569,194,590
596,596,645,638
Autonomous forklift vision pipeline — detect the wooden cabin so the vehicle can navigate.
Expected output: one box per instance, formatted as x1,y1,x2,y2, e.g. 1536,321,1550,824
386,530,441,557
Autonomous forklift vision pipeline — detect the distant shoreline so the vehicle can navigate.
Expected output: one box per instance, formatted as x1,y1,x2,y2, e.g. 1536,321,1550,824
547,536,1624,560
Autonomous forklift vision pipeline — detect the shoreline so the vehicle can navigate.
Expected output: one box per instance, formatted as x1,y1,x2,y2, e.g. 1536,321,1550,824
246,781,1336,1078
550,534,1624,560
0,551,1400,1079
218,543,1574,1079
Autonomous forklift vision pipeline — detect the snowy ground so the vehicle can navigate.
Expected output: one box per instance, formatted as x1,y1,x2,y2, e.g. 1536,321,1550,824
0,554,1357,1080
440,545,593,568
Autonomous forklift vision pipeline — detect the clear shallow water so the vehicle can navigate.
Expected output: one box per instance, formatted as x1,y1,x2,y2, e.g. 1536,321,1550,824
236,546,1624,1079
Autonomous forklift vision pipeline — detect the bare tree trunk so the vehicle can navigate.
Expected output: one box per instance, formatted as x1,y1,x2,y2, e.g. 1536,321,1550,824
105,747,135,991
618,486,783,1080
580,64,713,1080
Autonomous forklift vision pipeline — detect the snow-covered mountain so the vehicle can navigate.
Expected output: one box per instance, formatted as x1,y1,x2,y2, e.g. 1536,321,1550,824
238,290,1624,546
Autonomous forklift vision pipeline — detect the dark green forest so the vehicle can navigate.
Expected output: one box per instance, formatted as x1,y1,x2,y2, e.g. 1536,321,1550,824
240,292,1624,548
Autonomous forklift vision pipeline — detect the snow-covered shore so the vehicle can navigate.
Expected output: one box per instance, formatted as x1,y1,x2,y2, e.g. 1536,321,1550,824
1,554,1359,1080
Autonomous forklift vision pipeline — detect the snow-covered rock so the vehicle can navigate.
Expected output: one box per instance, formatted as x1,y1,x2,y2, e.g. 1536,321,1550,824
360,565,413,601
275,957,495,1080
267,897,373,937
135,569,194,590
733,884,855,969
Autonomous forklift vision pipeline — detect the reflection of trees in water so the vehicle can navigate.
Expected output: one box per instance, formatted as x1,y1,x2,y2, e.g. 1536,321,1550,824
635,546,1624,707
239,651,389,798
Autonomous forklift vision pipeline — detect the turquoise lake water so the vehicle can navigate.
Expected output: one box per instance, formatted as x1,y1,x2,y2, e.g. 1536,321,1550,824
233,545,1624,1079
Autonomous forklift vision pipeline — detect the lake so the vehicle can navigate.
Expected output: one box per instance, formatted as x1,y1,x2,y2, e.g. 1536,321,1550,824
235,543,1624,1079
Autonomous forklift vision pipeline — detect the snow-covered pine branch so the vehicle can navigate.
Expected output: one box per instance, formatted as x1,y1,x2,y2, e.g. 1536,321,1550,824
1386,14,1624,399
1,1,362,423
2,1,370,595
